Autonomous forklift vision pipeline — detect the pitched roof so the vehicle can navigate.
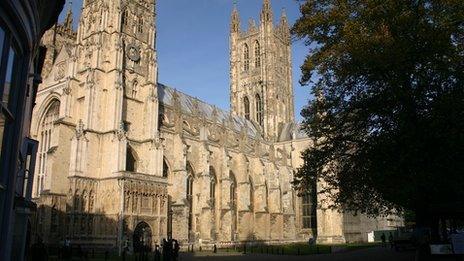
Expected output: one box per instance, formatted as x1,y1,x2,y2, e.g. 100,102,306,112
157,83,260,137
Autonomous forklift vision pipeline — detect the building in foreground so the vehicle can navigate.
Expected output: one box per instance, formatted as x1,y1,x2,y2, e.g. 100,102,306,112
0,0,65,260
30,0,402,251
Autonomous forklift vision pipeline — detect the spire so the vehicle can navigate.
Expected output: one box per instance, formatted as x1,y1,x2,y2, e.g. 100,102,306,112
64,0,74,31
231,1,240,33
260,0,273,24
280,7,289,28
281,7,287,22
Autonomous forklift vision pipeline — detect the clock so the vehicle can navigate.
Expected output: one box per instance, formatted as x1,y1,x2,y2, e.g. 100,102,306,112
126,43,141,62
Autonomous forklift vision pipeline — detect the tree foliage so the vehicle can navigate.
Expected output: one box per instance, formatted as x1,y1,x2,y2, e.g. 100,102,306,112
292,0,464,218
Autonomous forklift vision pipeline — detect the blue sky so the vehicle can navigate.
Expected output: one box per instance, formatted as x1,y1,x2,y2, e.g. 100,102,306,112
59,0,313,121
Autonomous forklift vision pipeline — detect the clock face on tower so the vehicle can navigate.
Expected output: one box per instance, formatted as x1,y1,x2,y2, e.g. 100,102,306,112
126,43,141,62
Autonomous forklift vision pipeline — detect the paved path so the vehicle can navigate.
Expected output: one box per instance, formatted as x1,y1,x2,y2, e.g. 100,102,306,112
179,247,415,261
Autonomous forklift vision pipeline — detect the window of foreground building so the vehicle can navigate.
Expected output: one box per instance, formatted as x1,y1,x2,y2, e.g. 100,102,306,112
0,23,20,193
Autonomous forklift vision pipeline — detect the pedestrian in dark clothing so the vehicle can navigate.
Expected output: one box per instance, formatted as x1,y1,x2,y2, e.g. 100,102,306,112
154,244,161,261
173,240,180,261
381,233,386,247
162,239,171,261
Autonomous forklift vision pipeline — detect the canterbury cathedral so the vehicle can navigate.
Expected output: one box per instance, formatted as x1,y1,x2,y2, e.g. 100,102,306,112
31,0,402,251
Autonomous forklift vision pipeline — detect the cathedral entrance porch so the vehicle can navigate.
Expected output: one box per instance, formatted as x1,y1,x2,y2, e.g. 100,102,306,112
133,221,152,253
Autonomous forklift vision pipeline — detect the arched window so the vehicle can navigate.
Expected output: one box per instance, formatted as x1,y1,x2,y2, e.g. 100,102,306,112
230,172,237,207
243,43,250,71
265,182,269,211
230,171,238,240
132,80,138,98
302,193,314,229
244,96,250,120
122,9,129,27
126,145,137,172
74,190,80,212
36,100,60,196
254,41,261,68
186,162,194,239
302,181,317,230
137,17,144,33
186,163,194,198
255,94,263,126
249,177,254,211
210,167,217,201
163,158,169,178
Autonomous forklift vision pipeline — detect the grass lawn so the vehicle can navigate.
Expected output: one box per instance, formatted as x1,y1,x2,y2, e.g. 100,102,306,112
233,242,381,255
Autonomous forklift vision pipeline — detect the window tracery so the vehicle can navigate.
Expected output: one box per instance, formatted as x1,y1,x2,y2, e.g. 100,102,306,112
37,100,60,196
243,43,250,71
254,41,261,68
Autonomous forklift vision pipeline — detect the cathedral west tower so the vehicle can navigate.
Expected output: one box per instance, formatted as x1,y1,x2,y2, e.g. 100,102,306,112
230,0,295,141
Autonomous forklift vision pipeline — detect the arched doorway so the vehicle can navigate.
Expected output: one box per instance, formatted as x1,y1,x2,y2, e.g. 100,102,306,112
133,222,152,253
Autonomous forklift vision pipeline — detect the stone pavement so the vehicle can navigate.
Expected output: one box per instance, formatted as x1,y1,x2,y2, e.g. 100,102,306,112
179,247,415,261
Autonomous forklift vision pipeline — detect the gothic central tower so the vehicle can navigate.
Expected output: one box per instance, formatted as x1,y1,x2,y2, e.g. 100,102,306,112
230,0,295,141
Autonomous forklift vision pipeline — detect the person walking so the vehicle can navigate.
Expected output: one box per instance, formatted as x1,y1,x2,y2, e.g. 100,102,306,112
381,233,386,247
389,232,394,249
173,240,180,261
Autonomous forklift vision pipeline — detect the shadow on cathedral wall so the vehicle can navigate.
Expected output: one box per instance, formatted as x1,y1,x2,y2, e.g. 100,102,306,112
26,193,147,260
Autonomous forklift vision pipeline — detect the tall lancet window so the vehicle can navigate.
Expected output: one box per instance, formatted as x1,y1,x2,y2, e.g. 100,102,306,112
230,172,237,207
244,43,250,71
230,171,238,239
186,163,194,240
244,96,250,120
255,94,263,126
126,145,137,172
36,100,60,196
163,158,169,178
122,9,129,27
210,167,217,201
137,17,144,33
254,41,261,68
249,177,254,211
131,80,138,98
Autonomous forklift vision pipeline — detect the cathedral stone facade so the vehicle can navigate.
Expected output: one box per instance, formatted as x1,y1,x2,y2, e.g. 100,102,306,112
30,0,402,251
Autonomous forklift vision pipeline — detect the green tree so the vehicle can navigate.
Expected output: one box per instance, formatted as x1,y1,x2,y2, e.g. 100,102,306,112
292,0,464,228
